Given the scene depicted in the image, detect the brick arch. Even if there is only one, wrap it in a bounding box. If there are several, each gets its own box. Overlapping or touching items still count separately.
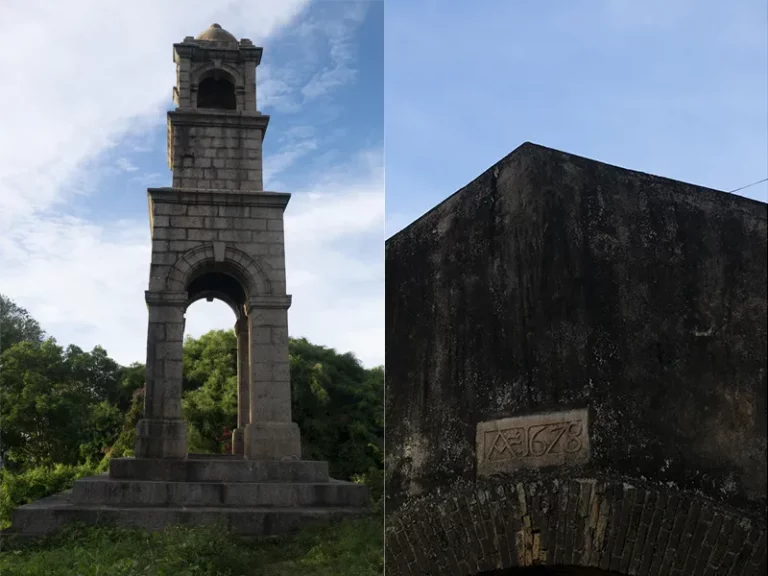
[385,477,766,576]
[165,244,272,296]
[191,61,244,88]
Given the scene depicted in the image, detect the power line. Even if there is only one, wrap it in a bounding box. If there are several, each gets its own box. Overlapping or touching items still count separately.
[728,177,768,194]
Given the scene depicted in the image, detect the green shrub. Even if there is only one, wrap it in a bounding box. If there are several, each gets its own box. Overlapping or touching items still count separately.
[0,463,100,530]
[352,465,384,504]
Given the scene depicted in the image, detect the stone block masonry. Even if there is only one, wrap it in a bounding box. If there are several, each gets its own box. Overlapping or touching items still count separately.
[167,110,268,191]
[147,189,288,296]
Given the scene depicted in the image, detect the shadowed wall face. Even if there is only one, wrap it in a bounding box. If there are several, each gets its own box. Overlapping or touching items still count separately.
[385,143,767,517]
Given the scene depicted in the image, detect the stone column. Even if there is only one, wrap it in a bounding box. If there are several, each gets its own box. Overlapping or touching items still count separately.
[231,316,250,455]
[134,291,187,459]
[244,295,301,460]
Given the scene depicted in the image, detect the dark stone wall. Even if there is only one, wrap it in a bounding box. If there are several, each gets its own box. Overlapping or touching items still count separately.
[385,143,767,521]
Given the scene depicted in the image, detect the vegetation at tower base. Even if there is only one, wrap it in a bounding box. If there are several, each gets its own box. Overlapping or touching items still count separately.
[0,516,384,576]
[0,294,384,531]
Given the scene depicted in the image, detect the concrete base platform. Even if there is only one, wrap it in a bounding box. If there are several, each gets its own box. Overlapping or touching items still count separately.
[109,456,329,482]
[70,475,368,507]
[4,456,369,539]
[7,491,368,538]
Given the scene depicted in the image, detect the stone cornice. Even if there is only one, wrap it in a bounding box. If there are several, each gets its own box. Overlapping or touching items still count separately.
[147,188,291,210]
[247,295,292,312]
[145,291,187,306]
[173,42,262,64]
[168,109,270,133]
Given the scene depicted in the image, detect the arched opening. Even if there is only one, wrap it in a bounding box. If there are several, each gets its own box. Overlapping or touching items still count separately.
[196,69,237,110]
[182,268,249,456]
[479,567,625,575]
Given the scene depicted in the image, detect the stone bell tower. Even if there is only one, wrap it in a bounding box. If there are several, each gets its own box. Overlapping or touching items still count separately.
[5,25,369,539]
[134,23,301,461]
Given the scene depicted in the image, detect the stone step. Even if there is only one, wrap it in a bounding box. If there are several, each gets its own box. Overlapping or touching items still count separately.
[109,457,329,483]
[70,475,369,508]
[9,491,368,537]
[187,453,244,460]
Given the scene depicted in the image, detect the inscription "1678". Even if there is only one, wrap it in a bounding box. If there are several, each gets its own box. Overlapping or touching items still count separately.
[476,409,590,475]
[485,420,584,461]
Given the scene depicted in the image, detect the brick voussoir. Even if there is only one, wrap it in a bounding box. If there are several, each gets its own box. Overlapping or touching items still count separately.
[385,476,764,576]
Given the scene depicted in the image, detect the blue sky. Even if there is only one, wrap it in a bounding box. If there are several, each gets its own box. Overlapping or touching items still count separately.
[0,0,765,369]
[385,0,768,235]
[0,0,384,367]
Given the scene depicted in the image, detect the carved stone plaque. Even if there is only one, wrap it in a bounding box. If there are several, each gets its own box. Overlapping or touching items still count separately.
[476,408,590,476]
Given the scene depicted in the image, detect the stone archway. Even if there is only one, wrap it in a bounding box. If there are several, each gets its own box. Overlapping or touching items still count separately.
[137,242,299,462]
[165,243,272,296]
[385,477,766,576]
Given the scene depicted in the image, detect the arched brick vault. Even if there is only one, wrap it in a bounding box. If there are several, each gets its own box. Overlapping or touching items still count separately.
[164,244,272,296]
[385,476,766,576]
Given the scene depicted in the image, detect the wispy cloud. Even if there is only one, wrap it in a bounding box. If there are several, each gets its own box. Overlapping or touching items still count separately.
[116,158,139,173]
[301,3,368,100]
[263,137,319,187]
[0,0,311,228]
[256,2,368,113]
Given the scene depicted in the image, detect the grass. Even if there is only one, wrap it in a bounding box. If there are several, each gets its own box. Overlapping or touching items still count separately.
[0,511,383,576]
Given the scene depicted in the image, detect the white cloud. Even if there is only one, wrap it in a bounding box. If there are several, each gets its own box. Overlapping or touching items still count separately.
[0,0,311,228]
[263,137,319,187]
[300,3,368,100]
[115,158,139,173]
[0,0,383,368]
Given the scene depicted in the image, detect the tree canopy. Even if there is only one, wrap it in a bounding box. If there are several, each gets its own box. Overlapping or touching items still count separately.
[0,294,383,482]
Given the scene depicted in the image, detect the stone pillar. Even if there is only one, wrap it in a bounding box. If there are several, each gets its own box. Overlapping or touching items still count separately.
[244,295,301,460]
[135,291,187,459]
[231,316,250,455]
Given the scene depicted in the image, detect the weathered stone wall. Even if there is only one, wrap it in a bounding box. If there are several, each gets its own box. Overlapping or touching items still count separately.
[146,189,286,296]
[168,117,265,191]
[385,143,767,574]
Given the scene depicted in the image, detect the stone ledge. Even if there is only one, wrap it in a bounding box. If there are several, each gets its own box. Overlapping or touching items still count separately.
[8,491,367,538]
[70,475,368,508]
[109,457,329,483]
[168,109,270,132]
[148,188,290,209]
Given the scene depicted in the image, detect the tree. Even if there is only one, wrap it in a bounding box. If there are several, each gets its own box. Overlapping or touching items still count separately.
[0,340,92,468]
[182,330,239,453]
[289,338,384,480]
[63,344,122,404]
[177,331,385,479]
[78,401,125,464]
[0,294,44,354]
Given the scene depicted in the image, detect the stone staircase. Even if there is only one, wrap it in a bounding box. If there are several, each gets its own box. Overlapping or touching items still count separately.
[5,455,369,539]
